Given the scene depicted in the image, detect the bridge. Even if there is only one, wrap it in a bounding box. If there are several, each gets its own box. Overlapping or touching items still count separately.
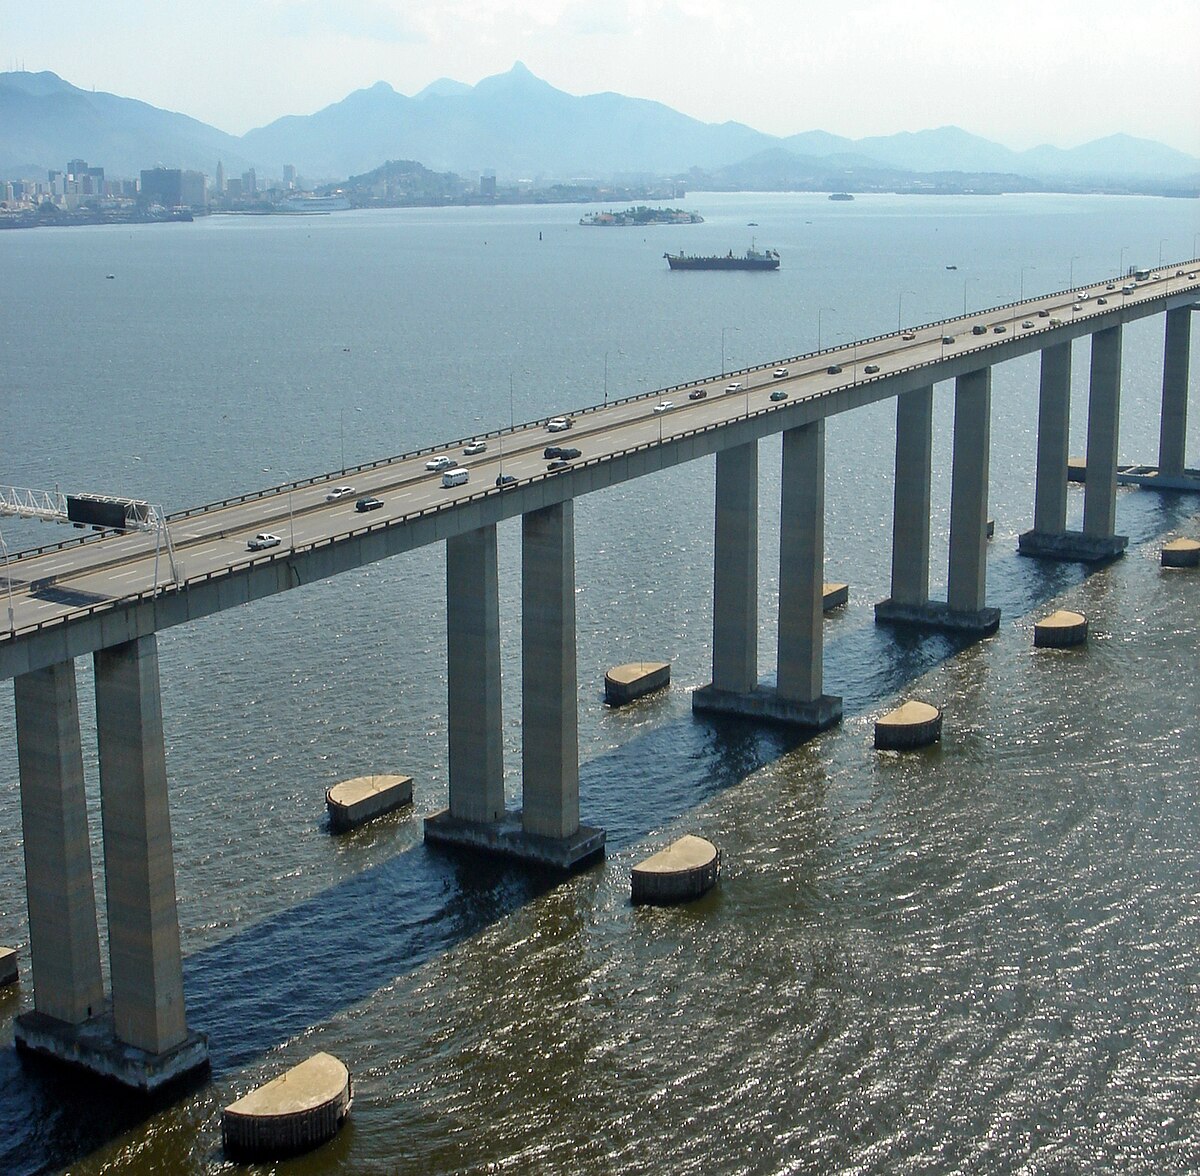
[2,261,1197,1090]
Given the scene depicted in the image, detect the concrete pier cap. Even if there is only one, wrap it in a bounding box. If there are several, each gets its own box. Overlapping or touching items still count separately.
[822,582,849,610]
[1033,610,1088,648]
[631,835,720,904]
[604,660,670,705]
[875,700,942,750]
[326,774,413,832]
[222,1051,352,1160]
[1161,538,1200,568]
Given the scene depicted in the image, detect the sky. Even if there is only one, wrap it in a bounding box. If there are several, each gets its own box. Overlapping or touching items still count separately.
[3,0,1198,156]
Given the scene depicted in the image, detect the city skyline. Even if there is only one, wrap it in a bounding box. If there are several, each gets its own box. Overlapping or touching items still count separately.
[3,0,1199,156]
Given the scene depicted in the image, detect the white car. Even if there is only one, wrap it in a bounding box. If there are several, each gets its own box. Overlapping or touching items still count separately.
[247,533,281,551]
[463,441,488,456]
[425,456,455,471]
[773,368,789,379]
[546,417,573,432]
[325,485,355,501]
[653,401,674,414]
[725,382,742,394]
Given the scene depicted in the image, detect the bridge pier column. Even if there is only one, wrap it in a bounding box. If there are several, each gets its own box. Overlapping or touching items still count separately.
[96,636,207,1084]
[15,638,208,1091]
[695,442,758,699]
[519,502,604,864]
[13,661,104,1026]
[695,428,840,729]
[1080,325,1128,555]
[877,369,999,636]
[426,511,602,870]
[874,385,933,619]
[1018,343,1074,557]
[1156,306,1195,485]
[445,525,504,824]
[1018,327,1128,561]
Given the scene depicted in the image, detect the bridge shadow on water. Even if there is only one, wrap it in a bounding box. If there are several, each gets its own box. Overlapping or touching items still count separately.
[5,489,1195,1173]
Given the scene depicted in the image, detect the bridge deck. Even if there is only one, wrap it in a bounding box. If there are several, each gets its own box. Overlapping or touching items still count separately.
[2,263,1197,679]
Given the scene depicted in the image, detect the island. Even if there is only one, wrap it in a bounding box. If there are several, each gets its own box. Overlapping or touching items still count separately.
[580,205,703,226]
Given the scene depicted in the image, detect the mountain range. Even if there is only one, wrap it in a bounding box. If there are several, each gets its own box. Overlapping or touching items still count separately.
[2,63,1197,191]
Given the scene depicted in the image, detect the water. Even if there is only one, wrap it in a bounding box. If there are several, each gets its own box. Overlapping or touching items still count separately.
[1,193,1199,1174]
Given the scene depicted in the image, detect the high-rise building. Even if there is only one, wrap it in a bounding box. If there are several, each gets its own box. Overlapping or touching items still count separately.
[140,168,208,208]
[283,164,296,189]
[241,168,257,195]
[215,160,226,194]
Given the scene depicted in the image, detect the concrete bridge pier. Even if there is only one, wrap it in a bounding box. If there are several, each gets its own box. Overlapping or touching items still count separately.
[13,661,105,1028]
[444,525,505,824]
[14,637,209,1092]
[1018,343,1074,557]
[1024,327,1128,561]
[877,371,1000,635]
[692,442,759,712]
[426,508,603,870]
[1153,306,1198,488]
[874,385,934,620]
[695,428,841,729]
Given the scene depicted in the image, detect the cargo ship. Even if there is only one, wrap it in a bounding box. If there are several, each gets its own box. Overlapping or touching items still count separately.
[664,245,780,271]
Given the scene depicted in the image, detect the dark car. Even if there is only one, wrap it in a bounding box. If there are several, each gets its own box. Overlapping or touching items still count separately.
[941,335,956,344]
[688,389,708,400]
[495,474,517,488]
[544,446,564,459]
[1097,297,1108,305]
[556,446,581,459]
[769,389,788,401]
[826,364,843,375]
[972,324,988,335]
[355,496,384,512]
[548,459,573,472]
[864,363,880,374]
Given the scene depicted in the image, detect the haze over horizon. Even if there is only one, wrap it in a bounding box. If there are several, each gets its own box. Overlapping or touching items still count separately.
[3,0,1198,156]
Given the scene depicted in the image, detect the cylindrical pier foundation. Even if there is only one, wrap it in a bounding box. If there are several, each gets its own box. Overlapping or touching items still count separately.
[222,1052,352,1160]
[1033,610,1088,648]
[631,835,720,904]
[1161,538,1200,568]
[875,701,942,749]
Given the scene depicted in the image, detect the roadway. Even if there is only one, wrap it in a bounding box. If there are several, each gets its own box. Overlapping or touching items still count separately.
[3,262,1197,640]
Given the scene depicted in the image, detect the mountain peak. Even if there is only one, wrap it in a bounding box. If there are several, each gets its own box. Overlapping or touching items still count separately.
[416,77,471,100]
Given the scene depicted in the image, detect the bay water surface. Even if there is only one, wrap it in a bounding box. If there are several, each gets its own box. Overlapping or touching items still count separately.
[1,192,1199,1174]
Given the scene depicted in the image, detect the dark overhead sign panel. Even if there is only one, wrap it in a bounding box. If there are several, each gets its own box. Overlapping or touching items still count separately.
[66,494,150,530]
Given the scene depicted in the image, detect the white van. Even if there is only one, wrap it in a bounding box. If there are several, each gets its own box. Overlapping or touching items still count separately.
[442,469,469,488]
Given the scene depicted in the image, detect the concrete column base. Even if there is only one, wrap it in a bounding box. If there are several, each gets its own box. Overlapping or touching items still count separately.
[874,599,1001,636]
[424,810,605,871]
[691,683,842,730]
[14,1007,209,1093]
[1017,530,1128,562]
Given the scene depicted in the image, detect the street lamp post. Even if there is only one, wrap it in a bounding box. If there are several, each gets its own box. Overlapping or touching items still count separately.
[898,290,915,332]
[1159,238,1169,266]
[0,526,15,635]
[963,276,977,315]
[1069,255,1080,289]
[603,351,608,405]
[721,326,739,376]
[1119,245,1129,279]
[282,472,295,551]
[1020,265,1036,301]
[818,307,834,351]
